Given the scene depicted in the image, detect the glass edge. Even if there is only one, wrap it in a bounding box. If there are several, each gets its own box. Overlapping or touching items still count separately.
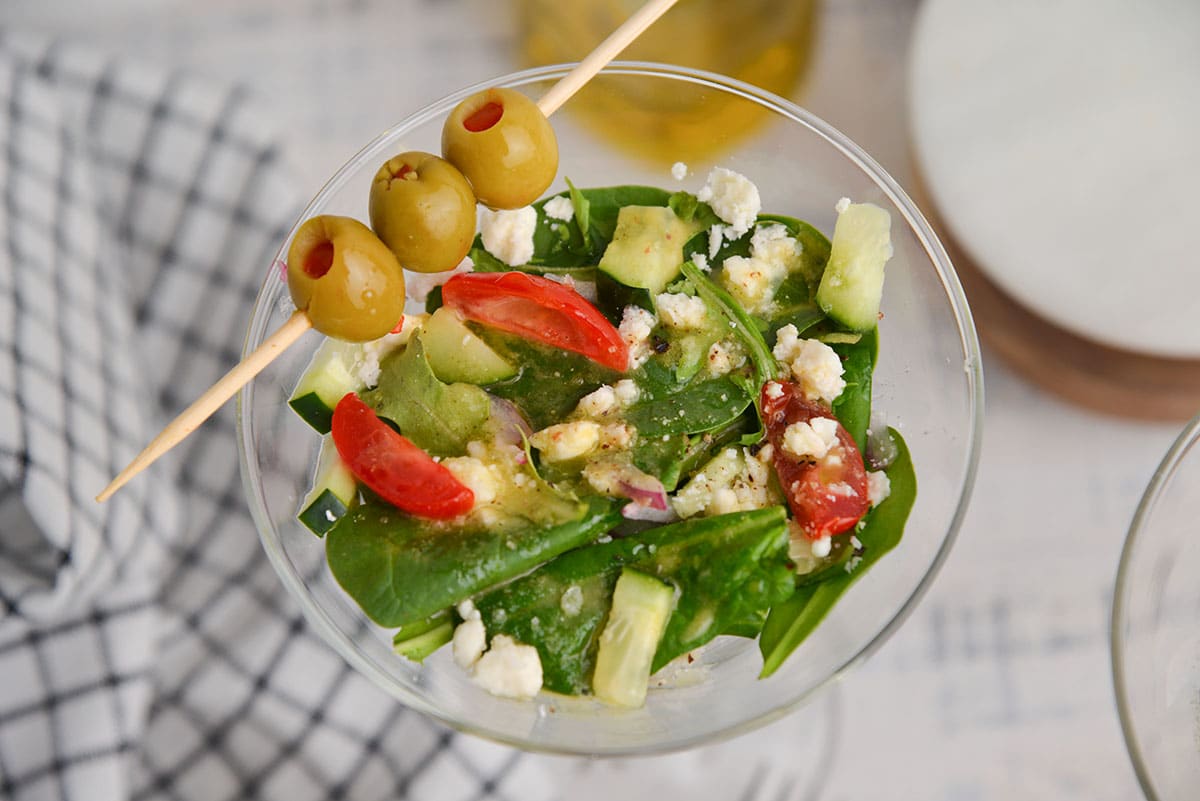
[235,60,988,756]
[1110,410,1200,801]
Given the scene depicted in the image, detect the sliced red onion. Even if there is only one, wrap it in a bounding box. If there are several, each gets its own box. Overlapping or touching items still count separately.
[489,397,532,449]
[617,474,669,511]
[274,259,287,281]
[621,501,678,522]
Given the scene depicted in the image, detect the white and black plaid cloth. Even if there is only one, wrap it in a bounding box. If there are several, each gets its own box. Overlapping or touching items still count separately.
[0,32,564,801]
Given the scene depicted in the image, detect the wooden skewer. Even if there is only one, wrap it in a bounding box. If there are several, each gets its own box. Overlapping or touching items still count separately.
[95,0,679,503]
[95,311,312,502]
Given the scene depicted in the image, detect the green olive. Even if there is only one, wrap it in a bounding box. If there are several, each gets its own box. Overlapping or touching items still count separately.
[441,87,558,210]
[287,215,406,342]
[368,151,477,274]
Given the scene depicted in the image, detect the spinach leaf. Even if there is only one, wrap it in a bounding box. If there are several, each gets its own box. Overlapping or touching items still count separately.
[326,495,621,628]
[362,339,490,456]
[830,326,877,452]
[480,330,622,431]
[668,190,723,228]
[565,177,591,249]
[626,374,752,437]
[475,506,791,694]
[757,428,916,677]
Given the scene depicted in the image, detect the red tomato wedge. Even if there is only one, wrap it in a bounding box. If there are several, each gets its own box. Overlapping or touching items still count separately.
[441,272,629,372]
[761,381,869,540]
[330,393,474,519]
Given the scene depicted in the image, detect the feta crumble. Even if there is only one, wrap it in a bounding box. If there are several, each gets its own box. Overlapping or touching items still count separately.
[613,379,641,406]
[452,618,487,668]
[543,195,575,222]
[618,305,658,369]
[773,324,846,403]
[560,585,584,617]
[697,167,761,238]
[470,635,543,700]
[405,257,473,304]
[705,340,744,376]
[867,470,892,506]
[692,252,710,272]
[479,206,537,266]
[655,292,708,329]
[781,416,839,460]
[718,222,802,313]
[835,196,852,214]
[673,448,777,518]
[577,385,617,417]
[353,314,426,387]
[530,421,602,461]
[810,535,832,559]
[441,456,498,506]
[671,161,688,180]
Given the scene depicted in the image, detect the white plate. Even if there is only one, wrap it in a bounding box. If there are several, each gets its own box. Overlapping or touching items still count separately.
[909,0,1200,358]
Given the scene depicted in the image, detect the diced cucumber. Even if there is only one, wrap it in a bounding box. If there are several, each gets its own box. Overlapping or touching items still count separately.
[393,609,454,662]
[598,205,701,295]
[592,569,675,708]
[297,436,357,536]
[420,307,517,385]
[815,202,892,332]
[289,338,364,433]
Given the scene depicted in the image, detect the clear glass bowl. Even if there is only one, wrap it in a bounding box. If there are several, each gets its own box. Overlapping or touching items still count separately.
[1113,412,1200,799]
[237,62,983,755]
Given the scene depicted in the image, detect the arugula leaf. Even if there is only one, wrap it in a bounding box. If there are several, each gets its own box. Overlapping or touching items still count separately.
[757,428,916,677]
[326,495,621,628]
[565,176,591,249]
[362,338,490,456]
[680,261,778,385]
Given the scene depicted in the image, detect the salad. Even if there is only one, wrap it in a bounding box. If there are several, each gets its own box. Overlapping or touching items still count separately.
[286,163,915,708]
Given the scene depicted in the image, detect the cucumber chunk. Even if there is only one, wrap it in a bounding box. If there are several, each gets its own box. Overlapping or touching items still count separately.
[298,436,357,536]
[593,569,675,708]
[392,609,454,662]
[289,338,364,433]
[598,205,700,295]
[420,307,517,385]
[815,202,892,332]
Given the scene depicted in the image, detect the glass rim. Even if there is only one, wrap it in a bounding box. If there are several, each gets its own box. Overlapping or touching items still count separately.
[1110,409,1200,799]
[236,60,985,754]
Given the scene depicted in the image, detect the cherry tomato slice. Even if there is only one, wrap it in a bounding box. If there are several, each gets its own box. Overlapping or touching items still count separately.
[330,393,473,519]
[441,272,629,372]
[761,381,869,540]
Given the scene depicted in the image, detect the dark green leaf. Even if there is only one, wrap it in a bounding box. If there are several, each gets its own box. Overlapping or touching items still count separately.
[830,327,877,452]
[326,495,621,628]
[758,428,916,677]
[626,375,752,437]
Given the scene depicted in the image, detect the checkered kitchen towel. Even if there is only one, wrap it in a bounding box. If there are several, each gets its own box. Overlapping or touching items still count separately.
[0,32,560,801]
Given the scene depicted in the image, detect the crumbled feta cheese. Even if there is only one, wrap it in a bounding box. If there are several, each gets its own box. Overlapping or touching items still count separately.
[781,417,839,460]
[655,292,708,329]
[441,456,497,506]
[718,224,800,313]
[560,585,584,617]
[479,206,538,266]
[672,447,777,518]
[810,535,832,558]
[705,340,744,376]
[457,599,480,621]
[599,423,634,450]
[530,421,602,461]
[756,443,775,463]
[618,305,658,368]
[850,534,863,550]
[405,257,473,304]
[453,618,487,668]
[543,195,574,222]
[835,196,852,214]
[867,470,892,506]
[577,385,617,417]
[708,224,724,259]
[697,167,761,238]
[764,381,785,400]
[671,161,688,180]
[613,379,641,406]
[773,324,846,403]
[470,635,543,700]
[692,252,710,272]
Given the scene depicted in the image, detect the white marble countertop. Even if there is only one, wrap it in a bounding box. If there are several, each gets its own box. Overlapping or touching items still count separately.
[5,0,1182,797]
